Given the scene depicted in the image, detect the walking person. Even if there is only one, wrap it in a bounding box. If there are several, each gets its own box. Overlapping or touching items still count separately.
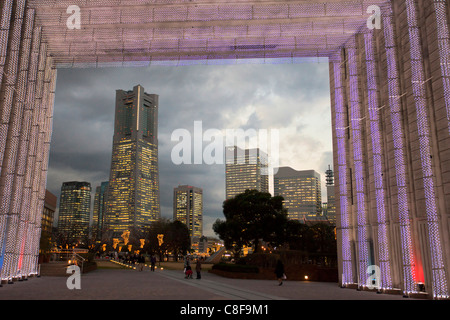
[150,255,156,272]
[184,256,193,279]
[274,260,285,286]
[138,253,145,271]
[196,258,202,279]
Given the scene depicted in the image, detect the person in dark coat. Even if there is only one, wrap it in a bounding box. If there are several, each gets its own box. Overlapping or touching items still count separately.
[138,254,145,271]
[150,255,156,271]
[274,260,285,286]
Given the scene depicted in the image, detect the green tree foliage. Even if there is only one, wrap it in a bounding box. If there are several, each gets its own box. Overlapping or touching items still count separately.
[166,220,191,260]
[213,189,289,255]
[308,223,337,254]
[213,190,337,259]
[284,219,312,251]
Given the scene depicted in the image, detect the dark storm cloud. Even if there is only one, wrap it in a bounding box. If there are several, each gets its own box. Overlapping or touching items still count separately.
[48,61,332,236]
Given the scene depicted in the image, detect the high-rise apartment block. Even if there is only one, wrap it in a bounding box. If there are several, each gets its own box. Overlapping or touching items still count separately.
[225,146,269,199]
[57,182,91,242]
[173,185,203,240]
[105,85,160,235]
[273,167,322,221]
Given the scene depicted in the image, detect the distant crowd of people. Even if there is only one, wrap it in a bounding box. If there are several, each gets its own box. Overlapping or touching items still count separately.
[116,252,158,271]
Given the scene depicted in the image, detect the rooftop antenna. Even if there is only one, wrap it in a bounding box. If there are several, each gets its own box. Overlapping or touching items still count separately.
[326,165,334,186]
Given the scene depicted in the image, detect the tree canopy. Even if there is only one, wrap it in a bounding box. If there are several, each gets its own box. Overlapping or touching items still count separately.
[213,189,289,255]
[144,219,191,261]
[213,189,337,258]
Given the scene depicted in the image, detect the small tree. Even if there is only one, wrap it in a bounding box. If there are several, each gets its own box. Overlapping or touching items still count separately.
[143,219,191,261]
[145,219,170,260]
[166,220,191,261]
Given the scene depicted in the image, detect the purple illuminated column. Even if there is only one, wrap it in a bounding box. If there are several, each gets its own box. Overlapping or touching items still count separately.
[0,0,14,282]
[0,2,13,107]
[332,57,353,286]
[0,0,27,282]
[26,53,56,277]
[381,2,417,295]
[17,25,40,278]
[0,0,52,281]
[347,43,370,287]
[433,0,450,135]
[405,0,449,299]
[363,31,393,289]
[7,7,36,279]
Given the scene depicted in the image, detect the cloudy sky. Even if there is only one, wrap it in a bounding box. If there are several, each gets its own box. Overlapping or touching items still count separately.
[47,59,333,237]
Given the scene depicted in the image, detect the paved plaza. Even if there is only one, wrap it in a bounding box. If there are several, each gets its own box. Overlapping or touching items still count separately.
[0,262,412,301]
[0,261,432,318]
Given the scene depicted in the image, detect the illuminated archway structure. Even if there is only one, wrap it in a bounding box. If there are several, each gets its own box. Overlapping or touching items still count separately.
[0,0,450,299]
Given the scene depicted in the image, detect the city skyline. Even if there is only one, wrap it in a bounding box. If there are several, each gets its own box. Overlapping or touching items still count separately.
[47,61,333,237]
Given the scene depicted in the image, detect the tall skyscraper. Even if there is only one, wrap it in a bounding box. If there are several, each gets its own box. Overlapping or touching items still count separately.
[173,185,203,240]
[105,85,160,235]
[273,167,322,221]
[57,182,91,243]
[225,146,269,199]
[93,181,109,239]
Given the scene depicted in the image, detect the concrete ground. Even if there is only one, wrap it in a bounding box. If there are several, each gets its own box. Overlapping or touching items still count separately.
[0,261,430,318]
[0,261,413,301]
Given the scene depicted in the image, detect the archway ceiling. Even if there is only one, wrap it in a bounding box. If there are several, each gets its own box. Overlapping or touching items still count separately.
[27,0,391,67]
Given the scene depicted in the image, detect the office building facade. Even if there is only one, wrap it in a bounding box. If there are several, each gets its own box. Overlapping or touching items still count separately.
[40,190,57,250]
[173,185,203,240]
[273,167,322,221]
[42,190,57,237]
[225,146,269,199]
[326,185,336,225]
[105,85,161,235]
[57,182,91,243]
[92,181,109,240]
